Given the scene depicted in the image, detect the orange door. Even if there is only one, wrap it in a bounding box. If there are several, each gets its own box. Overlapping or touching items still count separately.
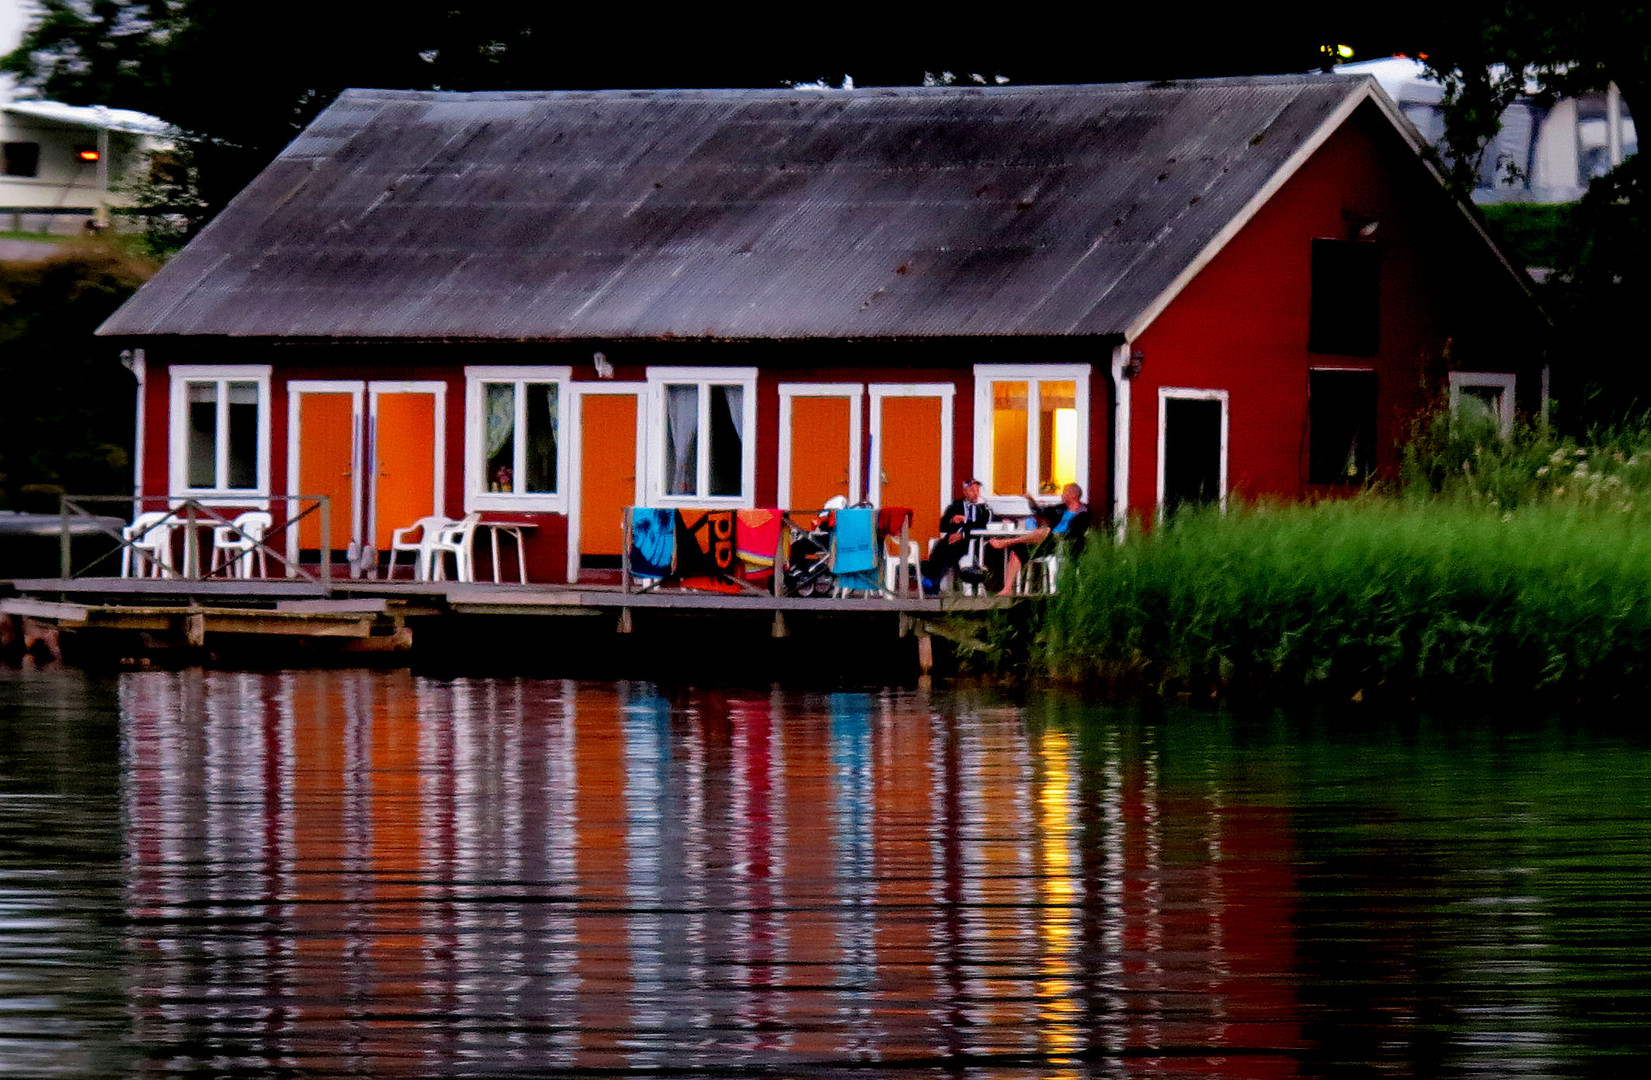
[579,392,639,566]
[295,392,357,550]
[787,396,854,511]
[372,392,439,550]
[878,396,944,550]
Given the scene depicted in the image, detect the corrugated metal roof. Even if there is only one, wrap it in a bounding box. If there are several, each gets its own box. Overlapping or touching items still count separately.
[100,76,1376,341]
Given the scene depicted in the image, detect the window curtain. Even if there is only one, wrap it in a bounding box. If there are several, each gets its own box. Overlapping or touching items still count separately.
[666,385,699,494]
[484,384,515,460]
[709,385,744,497]
[721,385,743,444]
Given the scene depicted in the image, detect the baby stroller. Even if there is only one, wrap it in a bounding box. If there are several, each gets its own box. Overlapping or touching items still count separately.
[782,496,845,597]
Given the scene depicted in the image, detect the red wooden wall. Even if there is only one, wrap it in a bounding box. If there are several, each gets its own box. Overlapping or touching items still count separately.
[1127,101,1537,517]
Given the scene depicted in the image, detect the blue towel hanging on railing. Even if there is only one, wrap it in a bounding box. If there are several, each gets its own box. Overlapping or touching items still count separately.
[628,508,675,579]
[831,507,880,591]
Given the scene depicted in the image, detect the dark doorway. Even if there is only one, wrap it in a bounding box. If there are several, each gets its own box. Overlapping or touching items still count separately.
[1162,395,1224,514]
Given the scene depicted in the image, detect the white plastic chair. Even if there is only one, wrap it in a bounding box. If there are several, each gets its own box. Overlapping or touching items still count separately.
[430,512,481,583]
[883,534,922,593]
[121,511,176,578]
[1021,551,1060,594]
[210,511,272,578]
[386,515,449,580]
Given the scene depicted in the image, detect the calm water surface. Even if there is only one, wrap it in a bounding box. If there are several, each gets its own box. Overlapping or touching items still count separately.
[0,667,1647,1078]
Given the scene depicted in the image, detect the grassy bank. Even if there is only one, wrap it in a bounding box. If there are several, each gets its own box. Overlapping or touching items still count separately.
[1030,501,1651,700]
[1005,421,1651,701]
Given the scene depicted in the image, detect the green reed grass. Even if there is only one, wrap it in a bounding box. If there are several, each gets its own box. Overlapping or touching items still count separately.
[1035,500,1651,699]
[1019,413,1651,699]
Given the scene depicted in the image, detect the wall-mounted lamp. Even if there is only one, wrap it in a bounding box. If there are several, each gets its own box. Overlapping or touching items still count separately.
[1343,209,1380,238]
[593,350,614,379]
[1122,351,1145,379]
[75,146,101,163]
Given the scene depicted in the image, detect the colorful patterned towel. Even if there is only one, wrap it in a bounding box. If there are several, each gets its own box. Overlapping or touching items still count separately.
[675,510,735,578]
[627,508,674,579]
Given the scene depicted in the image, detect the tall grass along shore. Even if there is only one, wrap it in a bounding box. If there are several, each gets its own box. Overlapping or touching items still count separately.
[1014,418,1651,702]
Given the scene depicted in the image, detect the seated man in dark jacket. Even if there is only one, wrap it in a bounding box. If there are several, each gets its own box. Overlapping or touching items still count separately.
[987,483,1089,595]
[920,478,992,593]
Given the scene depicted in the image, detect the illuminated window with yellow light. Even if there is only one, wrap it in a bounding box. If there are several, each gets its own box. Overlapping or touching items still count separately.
[973,365,1090,505]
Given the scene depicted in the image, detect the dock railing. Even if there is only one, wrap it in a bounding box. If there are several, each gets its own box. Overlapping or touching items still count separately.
[57,494,334,589]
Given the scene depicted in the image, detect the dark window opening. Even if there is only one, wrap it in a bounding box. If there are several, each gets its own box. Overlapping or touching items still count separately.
[3,142,40,178]
[1309,237,1379,355]
[1309,369,1377,484]
[1162,397,1223,515]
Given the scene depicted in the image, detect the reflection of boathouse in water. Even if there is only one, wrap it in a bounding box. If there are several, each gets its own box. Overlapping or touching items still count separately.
[99,75,1540,585]
[118,673,1302,1073]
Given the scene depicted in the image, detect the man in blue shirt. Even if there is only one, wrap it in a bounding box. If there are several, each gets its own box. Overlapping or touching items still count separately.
[987,483,1089,595]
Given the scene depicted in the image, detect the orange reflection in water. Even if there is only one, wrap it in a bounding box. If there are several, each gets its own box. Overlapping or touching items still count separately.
[120,673,1304,1078]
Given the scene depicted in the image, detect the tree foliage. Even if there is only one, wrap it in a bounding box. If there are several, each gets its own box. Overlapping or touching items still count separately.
[1416,4,1650,198]
[0,243,156,508]
[1409,5,1651,422]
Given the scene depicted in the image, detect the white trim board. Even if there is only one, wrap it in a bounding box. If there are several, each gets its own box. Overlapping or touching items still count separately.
[1109,342,1132,538]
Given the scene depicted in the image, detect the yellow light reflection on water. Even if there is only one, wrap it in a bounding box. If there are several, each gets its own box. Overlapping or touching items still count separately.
[1037,728,1081,1073]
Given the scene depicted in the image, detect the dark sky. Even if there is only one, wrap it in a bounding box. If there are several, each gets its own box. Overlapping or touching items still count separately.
[544,14,1415,91]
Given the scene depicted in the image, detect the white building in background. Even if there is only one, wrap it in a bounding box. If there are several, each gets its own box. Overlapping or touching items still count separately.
[1337,56,1637,204]
[0,0,172,233]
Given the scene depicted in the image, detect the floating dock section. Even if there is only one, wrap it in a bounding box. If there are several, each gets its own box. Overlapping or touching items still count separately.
[0,578,1007,678]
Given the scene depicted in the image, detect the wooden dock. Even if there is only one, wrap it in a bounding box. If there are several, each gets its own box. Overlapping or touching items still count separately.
[0,577,1011,675]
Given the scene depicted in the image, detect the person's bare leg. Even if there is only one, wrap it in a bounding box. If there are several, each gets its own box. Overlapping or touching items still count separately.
[999,552,1021,596]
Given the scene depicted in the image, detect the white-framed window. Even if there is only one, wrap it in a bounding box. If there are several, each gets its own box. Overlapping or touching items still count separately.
[168,365,271,498]
[1448,371,1516,438]
[463,366,571,512]
[1157,387,1229,514]
[973,364,1090,512]
[646,367,757,505]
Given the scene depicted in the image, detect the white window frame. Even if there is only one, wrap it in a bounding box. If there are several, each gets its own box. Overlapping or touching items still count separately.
[463,366,572,513]
[645,367,758,506]
[972,363,1091,515]
[168,364,272,502]
[1448,371,1516,439]
[777,383,864,508]
[1156,387,1230,513]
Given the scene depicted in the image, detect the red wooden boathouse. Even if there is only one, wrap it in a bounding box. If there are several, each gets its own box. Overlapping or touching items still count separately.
[98,75,1541,584]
